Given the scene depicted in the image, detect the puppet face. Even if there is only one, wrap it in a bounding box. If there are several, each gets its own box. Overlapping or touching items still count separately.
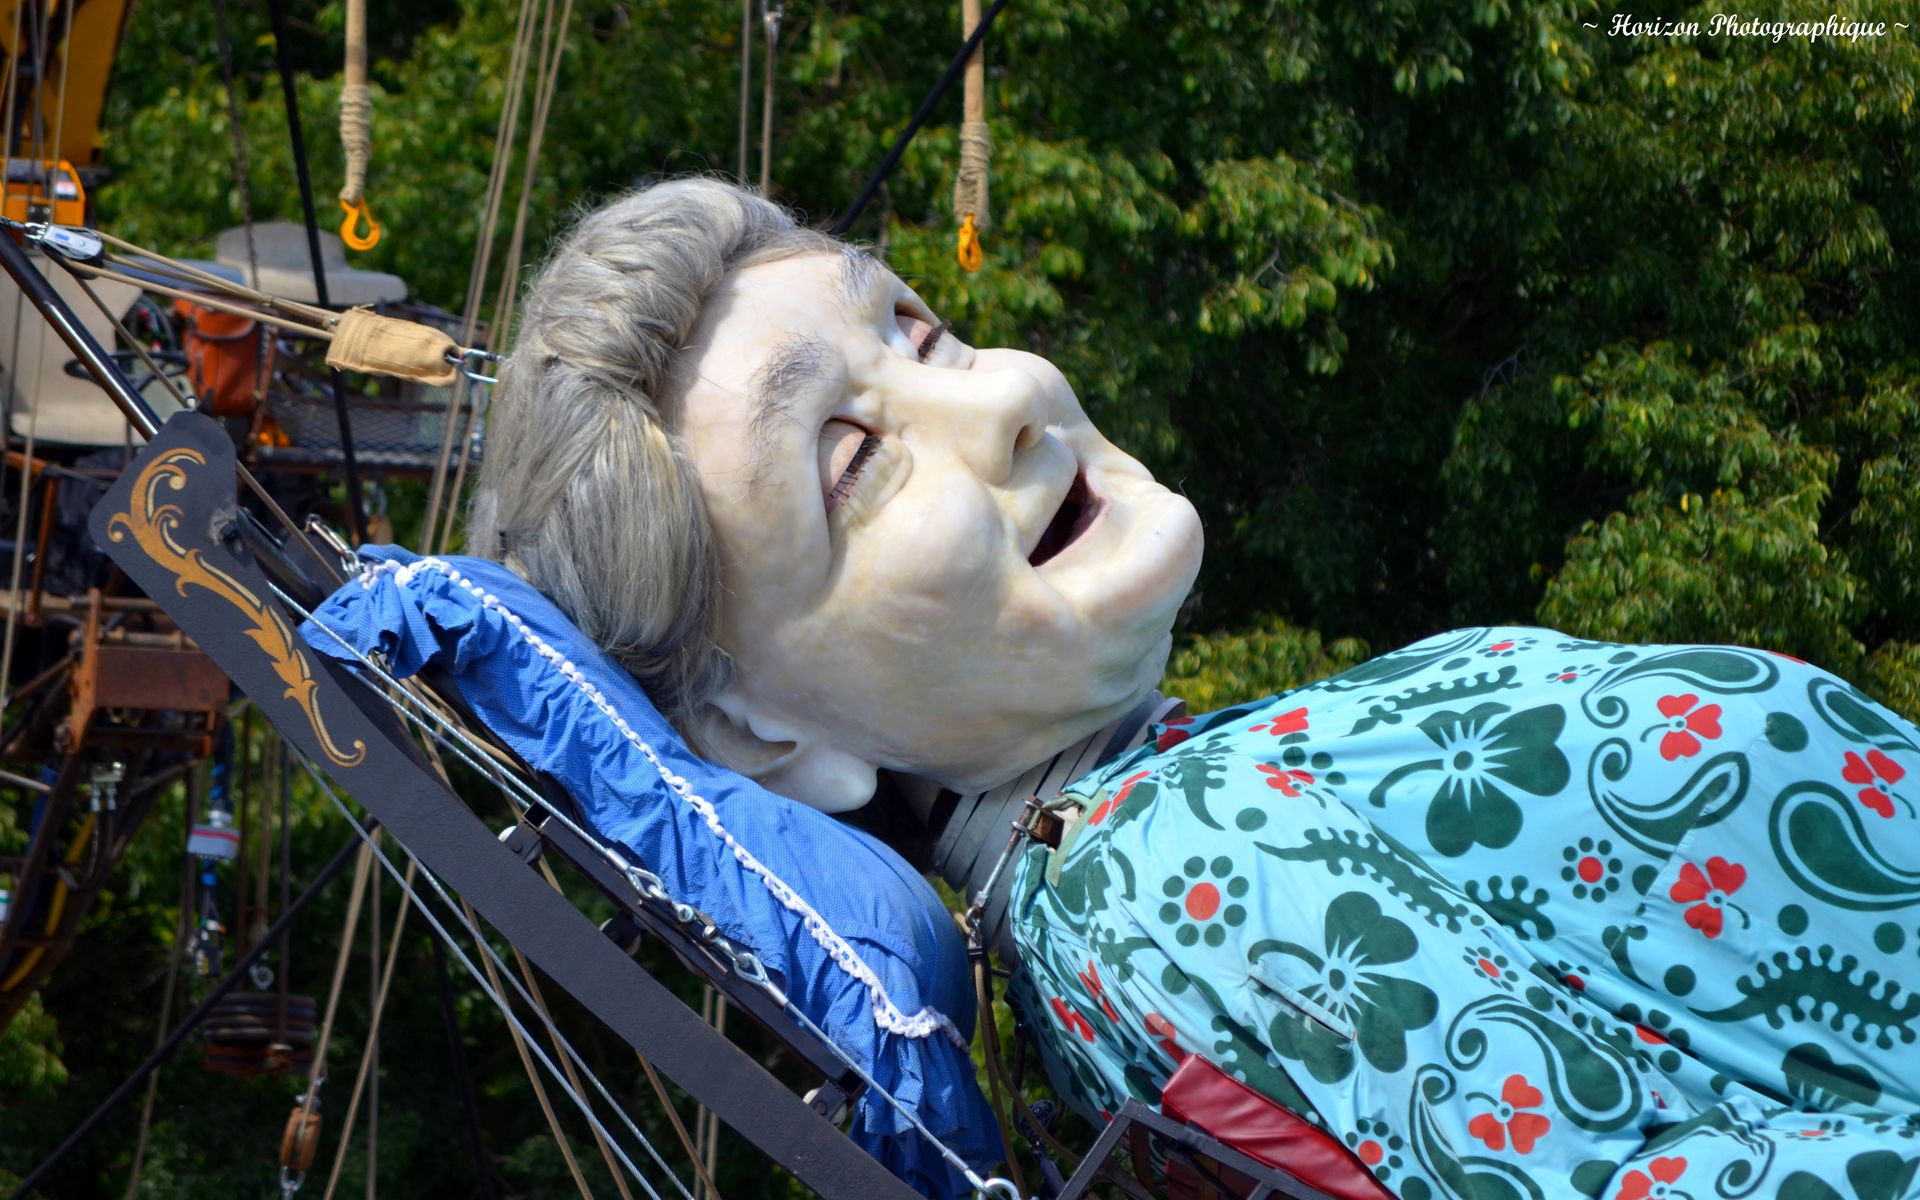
[672,252,1203,811]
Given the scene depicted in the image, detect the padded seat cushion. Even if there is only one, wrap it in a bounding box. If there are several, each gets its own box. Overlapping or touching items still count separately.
[1160,1055,1395,1200]
[299,547,999,1198]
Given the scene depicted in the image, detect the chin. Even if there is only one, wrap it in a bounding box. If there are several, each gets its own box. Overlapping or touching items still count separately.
[1075,487,1204,641]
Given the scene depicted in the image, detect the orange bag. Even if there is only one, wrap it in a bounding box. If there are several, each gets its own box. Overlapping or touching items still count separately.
[174,298,266,416]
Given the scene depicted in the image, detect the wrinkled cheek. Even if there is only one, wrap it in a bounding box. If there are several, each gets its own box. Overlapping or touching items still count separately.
[847,562,1010,675]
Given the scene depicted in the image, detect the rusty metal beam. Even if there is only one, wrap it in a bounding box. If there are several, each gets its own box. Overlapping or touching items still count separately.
[91,645,230,713]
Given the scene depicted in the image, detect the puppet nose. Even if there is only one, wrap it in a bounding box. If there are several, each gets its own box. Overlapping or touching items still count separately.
[935,365,1050,484]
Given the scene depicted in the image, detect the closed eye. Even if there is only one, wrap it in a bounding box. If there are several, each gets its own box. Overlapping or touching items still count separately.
[820,419,878,513]
[896,309,951,362]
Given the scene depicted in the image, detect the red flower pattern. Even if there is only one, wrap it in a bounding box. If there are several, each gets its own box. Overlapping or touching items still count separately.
[1651,694,1723,761]
[1143,1012,1188,1062]
[1088,770,1152,826]
[1049,996,1095,1043]
[1250,707,1309,737]
[1841,749,1909,819]
[1466,1074,1551,1154]
[1077,961,1121,1023]
[1256,762,1316,797]
[1668,856,1747,938]
[1615,1155,1688,1200]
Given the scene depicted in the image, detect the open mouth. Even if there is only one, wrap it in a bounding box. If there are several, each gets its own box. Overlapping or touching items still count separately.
[1029,471,1100,567]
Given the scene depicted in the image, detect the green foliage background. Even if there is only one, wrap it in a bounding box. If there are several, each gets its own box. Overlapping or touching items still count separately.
[3,0,1916,1194]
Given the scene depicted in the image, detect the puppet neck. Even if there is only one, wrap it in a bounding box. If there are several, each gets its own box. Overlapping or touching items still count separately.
[900,691,1185,956]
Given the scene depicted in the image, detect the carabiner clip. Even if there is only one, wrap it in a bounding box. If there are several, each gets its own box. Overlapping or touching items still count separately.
[957,212,983,273]
[339,197,381,251]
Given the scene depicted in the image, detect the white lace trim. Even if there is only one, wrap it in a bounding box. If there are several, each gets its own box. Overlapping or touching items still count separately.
[354,556,969,1050]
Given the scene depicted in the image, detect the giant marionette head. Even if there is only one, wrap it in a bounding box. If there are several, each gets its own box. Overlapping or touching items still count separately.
[471,180,1203,813]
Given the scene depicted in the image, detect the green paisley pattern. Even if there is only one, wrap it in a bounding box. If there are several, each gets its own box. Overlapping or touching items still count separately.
[1005,628,1920,1199]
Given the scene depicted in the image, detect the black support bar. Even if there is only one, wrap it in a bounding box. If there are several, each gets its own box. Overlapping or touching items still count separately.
[87,413,921,1200]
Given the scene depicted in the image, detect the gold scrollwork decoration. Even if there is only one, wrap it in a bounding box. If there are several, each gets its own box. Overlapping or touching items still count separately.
[106,448,366,768]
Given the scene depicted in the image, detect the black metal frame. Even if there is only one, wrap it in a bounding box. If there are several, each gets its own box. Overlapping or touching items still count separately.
[85,411,916,1200]
[2,223,1351,1200]
[0,233,908,1197]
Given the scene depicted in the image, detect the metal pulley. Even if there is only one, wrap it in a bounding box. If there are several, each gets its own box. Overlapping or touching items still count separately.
[280,1101,323,1197]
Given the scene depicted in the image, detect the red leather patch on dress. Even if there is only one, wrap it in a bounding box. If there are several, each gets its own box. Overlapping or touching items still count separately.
[1158,1056,1396,1200]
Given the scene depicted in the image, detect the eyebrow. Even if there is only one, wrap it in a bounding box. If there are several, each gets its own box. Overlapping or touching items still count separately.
[744,332,831,487]
[833,247,881,317]
[738,251,886,487]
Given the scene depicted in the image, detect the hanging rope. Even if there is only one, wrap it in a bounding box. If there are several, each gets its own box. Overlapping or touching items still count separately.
[436,0,573,555]
[534,852,649,1198]
[422,0,543,554]
[512,939,636,1200]
[828,0,1013,237]
[211,0,262,292]
[45,0,75,195]
[265,0,366,547]
[460,894,597,1199]
[758,2,782,192]
[953,0,990,272]
[0,0,73,713]
[364,823,380,1198]
[736,0,751,182]
[122,842,195,1200]
[633,1050,722,1200]
[694,989,728,1199]
[280,836,380,1196]
[337,0,378,250]
[318,859,416,1200]
[970,961,1028,1200]
[291,762,682,1200]
[0,0,26,227]
[7,837,367,1200]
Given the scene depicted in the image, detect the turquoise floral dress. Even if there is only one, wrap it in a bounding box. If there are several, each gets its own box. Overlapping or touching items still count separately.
[1006,628,1920,1200]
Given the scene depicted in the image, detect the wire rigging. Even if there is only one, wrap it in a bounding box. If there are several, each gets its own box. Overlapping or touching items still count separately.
[437,0,574,556]
[5,836,368,1200]
[264,0,367,547]
[290,750,677,1200]
[210,0,262,292]
[0,3,1063,1188]
[285,582,1022,1200]
[422,0,542,555]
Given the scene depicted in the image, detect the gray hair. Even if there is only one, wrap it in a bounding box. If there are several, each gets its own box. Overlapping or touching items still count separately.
[468,178,839,720]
